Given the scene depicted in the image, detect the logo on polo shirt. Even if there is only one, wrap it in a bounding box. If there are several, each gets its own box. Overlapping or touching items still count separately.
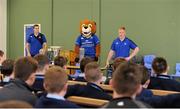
[116,42,119,45]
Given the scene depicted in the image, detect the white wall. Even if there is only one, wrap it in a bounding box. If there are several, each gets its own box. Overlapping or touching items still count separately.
[0,0,7,56]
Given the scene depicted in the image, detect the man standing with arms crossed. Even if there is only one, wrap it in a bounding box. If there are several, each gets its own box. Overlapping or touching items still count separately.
[106,26,139,67]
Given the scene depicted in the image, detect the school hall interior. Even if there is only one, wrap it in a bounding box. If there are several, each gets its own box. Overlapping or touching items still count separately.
[0,0,180,108]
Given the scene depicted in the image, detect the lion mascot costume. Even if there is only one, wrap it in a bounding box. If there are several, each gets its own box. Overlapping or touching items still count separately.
[74,19,100,62]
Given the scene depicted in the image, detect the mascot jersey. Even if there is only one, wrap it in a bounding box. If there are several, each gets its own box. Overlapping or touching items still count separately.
[75,34,100,58]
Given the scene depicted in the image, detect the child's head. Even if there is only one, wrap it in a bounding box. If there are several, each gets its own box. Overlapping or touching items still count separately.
[111,62,142,97]
[112,57,127,71]
[152,57,168,75]
[54,56,68,68]
[84,62,102,83]
[80,57,93,73]
[44,66,68,95]
[34,54,50,72]
[1,59,15,77]
[14,57,38,86]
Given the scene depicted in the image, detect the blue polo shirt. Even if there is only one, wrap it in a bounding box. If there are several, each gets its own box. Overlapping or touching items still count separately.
[111,37,137,58]
[27,33,47,56]
[75,34,100,58]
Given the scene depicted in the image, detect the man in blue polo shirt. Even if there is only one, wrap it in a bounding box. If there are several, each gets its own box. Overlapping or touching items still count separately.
[106,26,139,67]
[26,24,47,57]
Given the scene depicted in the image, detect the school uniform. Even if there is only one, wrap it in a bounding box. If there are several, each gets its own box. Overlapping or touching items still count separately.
[0,76,12,86]
[35,93,79,108]
[103,97,150,108]
[148,74,180,92]
[32,74,44,92]
[138,94,180,108]
[65,82,112,100]
[0,79,37,106]
[74,73,87,82]
[32,74,73,92]
[137,88,154,98]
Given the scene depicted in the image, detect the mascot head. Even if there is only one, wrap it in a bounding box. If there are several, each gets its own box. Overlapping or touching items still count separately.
[80,19,96,38]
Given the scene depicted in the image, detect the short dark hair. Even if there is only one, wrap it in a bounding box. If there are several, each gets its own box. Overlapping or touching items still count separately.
[112,62,142,95]
[119,26,126,31]
[152,57,167,75]
[138,65,150,85]
[1,59,15,76]
[85,62,101,82]
[0,50,4,57]
[44,66,68,93]
[112,58,127,71]
[54,56,68,67]
[34,54,49,71]
[14,57,38,81]
[80,57,93,72]
[33,24,39,29]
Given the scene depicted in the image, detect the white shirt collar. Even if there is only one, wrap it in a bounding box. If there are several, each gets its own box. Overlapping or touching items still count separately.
[78,73,85,77]
[36,72,45,75]
[46,93,65,100]
[3,76,11,82]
